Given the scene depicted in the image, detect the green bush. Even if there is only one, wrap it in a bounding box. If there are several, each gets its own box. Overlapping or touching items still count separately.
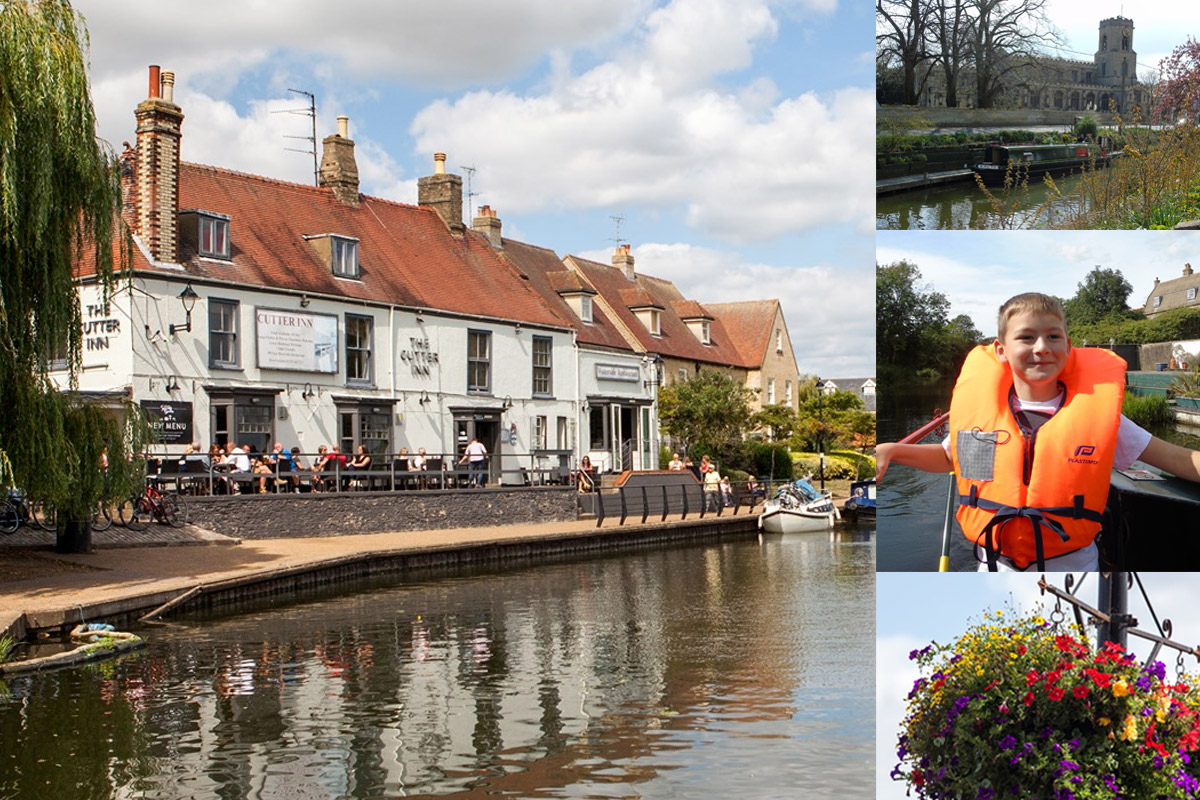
[1074,113,1099,139]
[791,453,859,481]
[742,441,794,480]
[831,450,878,480]
[1122,391,1175,427]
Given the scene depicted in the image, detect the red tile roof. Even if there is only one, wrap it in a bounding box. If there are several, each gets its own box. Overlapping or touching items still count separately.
[565,255,754,367]
[119,162,570,329]
[495,238,634,351]
[704,300,782,367]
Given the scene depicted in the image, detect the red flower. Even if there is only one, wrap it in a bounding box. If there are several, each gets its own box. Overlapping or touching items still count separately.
[984,679,1000,692]
[913,769,925,787]
[1055,635,1076,652]
[1049,686,1066,701]
[1045,670,1063,687]
[1026,669,1040,686]
[1074,685,1091,699]
[1089,670,1111,688]
[1024,691,1035,706]
[1017,644,1027,655]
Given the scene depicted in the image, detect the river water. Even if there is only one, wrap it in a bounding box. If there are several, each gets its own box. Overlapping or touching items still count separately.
[876,171,1088,230]
[0,529,875,799]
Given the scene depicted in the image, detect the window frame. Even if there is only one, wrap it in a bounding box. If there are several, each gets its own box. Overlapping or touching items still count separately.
[649,309,661,337]
[331,236,360,279]
[198,213,231,259]
[1189,288,1197,302]
[1154,295,1163,307]
[532,335,553,397]
[580,295,594,324]
[467,329,492,394]
[767,377,776,405]
[209,298,240,369]
[345,313,374,386]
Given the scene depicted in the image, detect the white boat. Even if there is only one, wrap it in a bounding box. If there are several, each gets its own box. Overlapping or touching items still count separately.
[758,479,839,533]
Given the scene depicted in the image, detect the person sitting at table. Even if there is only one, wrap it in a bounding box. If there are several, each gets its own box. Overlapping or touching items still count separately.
[310,445,330,492]
[577,455,596,493]
[252,451,274,493]
[347,445,372,489]
[409,446,428,488]
[668,452,684,471]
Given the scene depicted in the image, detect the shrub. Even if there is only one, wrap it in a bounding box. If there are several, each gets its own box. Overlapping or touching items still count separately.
[832,450,877,480]
[1123,391,1175,427]
[1074,113,1099,139]
[791,453,858,480]
[742,442,794,480]
[895,610,1200,800]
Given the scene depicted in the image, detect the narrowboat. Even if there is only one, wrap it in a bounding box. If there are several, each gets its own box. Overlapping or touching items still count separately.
[972,142,1110,185]
[843,478,876,519]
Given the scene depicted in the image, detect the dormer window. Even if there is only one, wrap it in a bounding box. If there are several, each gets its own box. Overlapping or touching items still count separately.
[332,237,359,278]
[700,320,711,344]
[1154,295,1163,307]
[580,295,594,324]
[305,234,360,279]
[649,309,661,337]
[1189,288,1197,301]
[179,210,231,259]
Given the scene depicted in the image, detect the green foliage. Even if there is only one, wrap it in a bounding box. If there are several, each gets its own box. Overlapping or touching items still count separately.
[1122,392,1175,427]
[1071,307,1200,346]
[791,453,859,481]
[0,1,147,528]
[878,261,982,377]
[831,450,877,480]
[752,403,798,442]
[658,369,756,456]
[0,634,13,664]
[1169,368,1200,400]
[1062,267,1135,327]
[1074,113,1099,139]
[739,441,794,481]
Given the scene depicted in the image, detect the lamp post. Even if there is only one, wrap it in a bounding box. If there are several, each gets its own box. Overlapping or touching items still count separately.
[169,283,199,335]
[815,376,825,492]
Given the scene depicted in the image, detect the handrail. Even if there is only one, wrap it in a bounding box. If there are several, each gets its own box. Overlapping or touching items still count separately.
[898,411,949,445]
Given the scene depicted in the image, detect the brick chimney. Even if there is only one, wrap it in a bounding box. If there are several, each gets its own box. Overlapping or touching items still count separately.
[472,204,502,248]
[612,243,635,280]
[134,65,184,263]
[1186,263,1194,277]
[417,153,464,234]
[319,115,359,206]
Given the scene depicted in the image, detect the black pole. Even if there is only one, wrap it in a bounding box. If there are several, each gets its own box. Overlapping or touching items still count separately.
[1098,572,1131,650]
[816,378,825,492]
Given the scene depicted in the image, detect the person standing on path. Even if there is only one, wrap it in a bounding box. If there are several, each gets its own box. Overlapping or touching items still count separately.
[460,437,488,487]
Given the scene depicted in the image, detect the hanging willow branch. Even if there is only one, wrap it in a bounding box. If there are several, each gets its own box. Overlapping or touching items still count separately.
[0,0,145,524]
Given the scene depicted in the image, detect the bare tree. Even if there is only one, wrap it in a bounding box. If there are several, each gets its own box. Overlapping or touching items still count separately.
[967,0,1063,109]
[877,0,933,105]
[928,0,970,107]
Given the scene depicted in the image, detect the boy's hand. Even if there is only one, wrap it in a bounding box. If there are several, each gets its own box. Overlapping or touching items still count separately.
[876,443,896,482]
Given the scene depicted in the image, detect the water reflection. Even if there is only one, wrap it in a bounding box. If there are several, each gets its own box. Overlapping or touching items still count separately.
[876,172,1089,230]
[0,532,873,799]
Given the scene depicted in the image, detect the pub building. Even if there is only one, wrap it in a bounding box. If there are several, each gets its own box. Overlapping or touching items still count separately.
[60,67,800,482]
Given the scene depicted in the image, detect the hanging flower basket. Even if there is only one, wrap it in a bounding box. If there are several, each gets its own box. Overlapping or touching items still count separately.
[893,610,1200,799]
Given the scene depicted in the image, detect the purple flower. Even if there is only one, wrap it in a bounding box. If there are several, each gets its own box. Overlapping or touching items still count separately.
[1067,737,1080,751]
[907,678,925,700]
[1060,760,1080,771]
[978,787,994,800]
[1144,660,1167,680]
[999,735,1017,751]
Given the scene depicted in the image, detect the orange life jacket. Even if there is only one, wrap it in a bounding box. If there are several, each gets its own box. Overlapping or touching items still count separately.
[949,345,1125,570]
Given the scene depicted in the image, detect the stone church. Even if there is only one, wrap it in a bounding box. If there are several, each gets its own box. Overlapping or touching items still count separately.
[925,16,1149,114]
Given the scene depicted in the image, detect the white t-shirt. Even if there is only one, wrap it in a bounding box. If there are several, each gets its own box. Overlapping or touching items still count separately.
[941,393,1152,571]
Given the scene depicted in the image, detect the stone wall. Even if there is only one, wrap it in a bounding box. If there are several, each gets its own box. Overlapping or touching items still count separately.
[878,106,1118,130]
[187,486,578,540]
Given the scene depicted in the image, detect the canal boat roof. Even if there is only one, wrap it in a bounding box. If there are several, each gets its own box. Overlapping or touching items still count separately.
[989,143,1097,163]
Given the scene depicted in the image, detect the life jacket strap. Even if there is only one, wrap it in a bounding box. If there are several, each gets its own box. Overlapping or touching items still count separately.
[960,494,1098,571]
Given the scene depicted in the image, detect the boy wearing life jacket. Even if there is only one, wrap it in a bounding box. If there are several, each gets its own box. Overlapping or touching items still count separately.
[877,292,1200,572]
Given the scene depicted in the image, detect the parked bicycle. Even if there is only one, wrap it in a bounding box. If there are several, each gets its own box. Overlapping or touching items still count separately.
[118,483,188,530]
[0,489,56,535]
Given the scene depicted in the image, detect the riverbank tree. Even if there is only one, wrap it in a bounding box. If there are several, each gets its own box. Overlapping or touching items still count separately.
[1155,37,1200,125]
[1062,266,1138,328]
[878,261,983,378]
[1,0,145,552]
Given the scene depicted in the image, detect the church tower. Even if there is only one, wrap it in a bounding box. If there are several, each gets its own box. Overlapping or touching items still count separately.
[1095,16,1135,89]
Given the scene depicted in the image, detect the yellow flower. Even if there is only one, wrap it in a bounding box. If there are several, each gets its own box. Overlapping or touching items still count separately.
[1098,717,1111,727]
[1112,679,1129,697]
[1122,714,1138,741]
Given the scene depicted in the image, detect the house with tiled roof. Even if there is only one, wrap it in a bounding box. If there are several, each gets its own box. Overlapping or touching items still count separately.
[472,212,657,472]
[1144,264,1200,318]
[820,378,877,414]
[704,300,802,413]
[63,66,579,483]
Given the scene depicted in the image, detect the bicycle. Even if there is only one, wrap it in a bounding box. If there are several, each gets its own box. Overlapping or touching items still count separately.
[118,483,188,530]
[0,489,56,535]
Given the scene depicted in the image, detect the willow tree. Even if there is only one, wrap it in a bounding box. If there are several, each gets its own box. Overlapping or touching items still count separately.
[1,0,144,552]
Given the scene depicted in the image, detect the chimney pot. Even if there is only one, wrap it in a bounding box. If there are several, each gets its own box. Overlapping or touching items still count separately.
[418,154,464,233]
[148,65,161,99]
[319,122,359,206]
[472,205,502,247]
[337,115,349,139]
[1186,263,1194,277]
[434,153,446,174]
[161,71,175,104]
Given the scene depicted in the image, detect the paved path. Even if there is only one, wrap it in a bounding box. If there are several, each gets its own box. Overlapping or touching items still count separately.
[0,514,752,637]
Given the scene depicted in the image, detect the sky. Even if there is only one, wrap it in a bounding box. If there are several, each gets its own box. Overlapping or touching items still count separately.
[71,0,876,379]
[876,230,1199,339]
[877,572,1200,800]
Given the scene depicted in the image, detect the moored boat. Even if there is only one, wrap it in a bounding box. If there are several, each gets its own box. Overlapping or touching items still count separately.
[972,142,1111,185]
[843,478,876,518]
[758,478,838,533]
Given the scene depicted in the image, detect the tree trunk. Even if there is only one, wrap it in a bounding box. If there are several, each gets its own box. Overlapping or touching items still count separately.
[56,515,92,554]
